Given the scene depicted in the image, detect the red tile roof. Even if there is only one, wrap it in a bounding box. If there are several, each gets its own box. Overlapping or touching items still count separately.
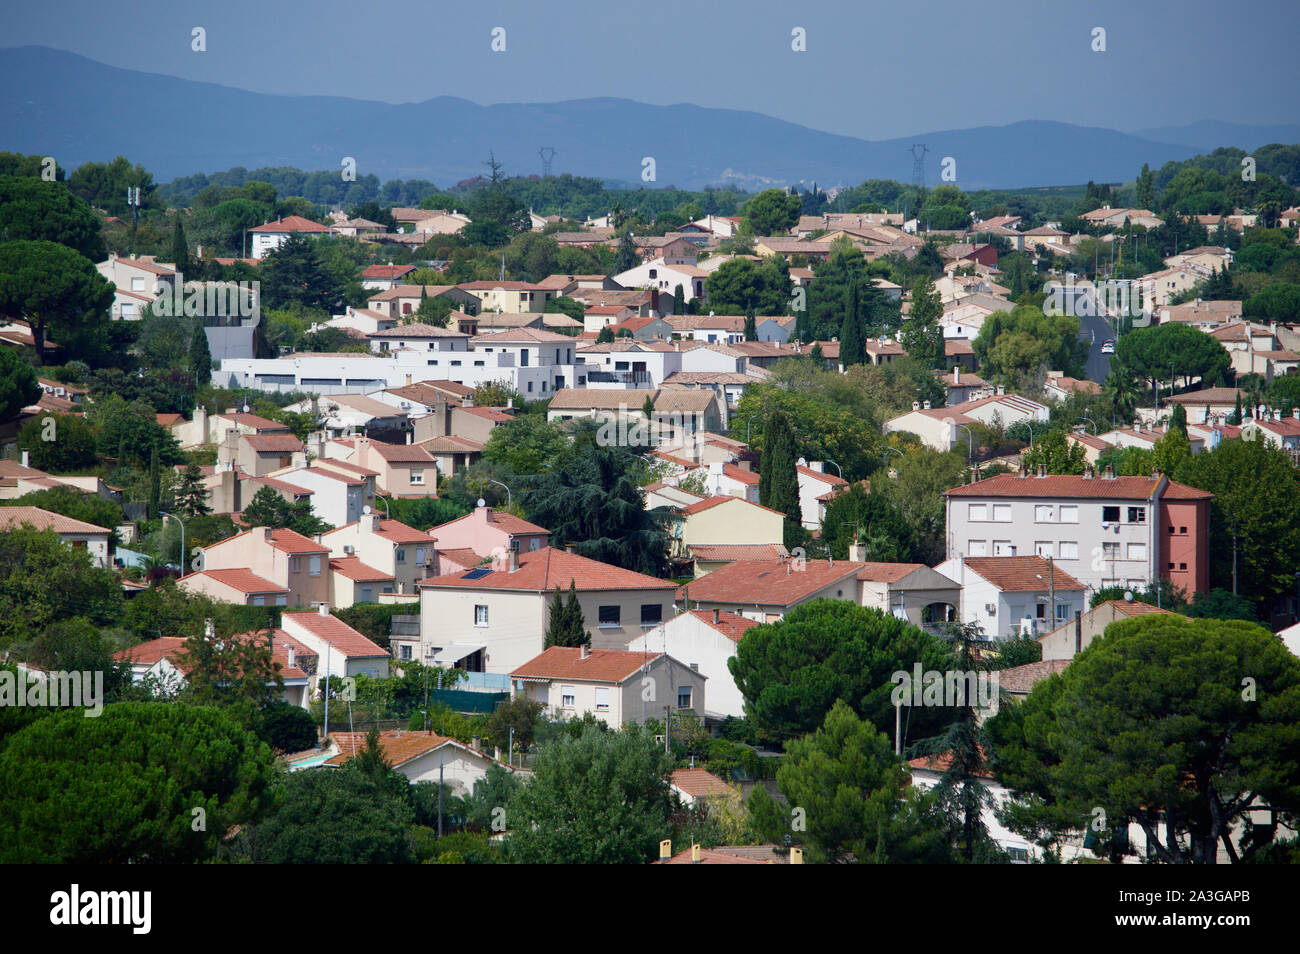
[323,730,467,768]
[0,506,110,535]
[281,611,388,658]
[945,473,1211,501]
[670,767,737,798]
[418,546,672,592]
[687,609,760,642]
[855,562,927,583]
[354,439,434,463]
[510,646,662,683]
[249,215,331,234]
[961,556,1086,592]
[180,568,289,594]
[680,559,864,608]
[362,264,416,279]
[688,544,788,563]
[429,508,549,538]
[244,433,304,453]
[679,495,781,517]
[328,557,395,582]
[216,412,289,431]
[459,406,516,422]
[997,659,1071,694]
[796,465,847,486]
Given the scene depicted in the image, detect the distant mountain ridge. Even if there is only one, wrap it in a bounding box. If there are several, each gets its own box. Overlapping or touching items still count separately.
[2,46,1295,192]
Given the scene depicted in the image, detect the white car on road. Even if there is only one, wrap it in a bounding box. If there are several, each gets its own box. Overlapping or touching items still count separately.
[1101,339,1115,355]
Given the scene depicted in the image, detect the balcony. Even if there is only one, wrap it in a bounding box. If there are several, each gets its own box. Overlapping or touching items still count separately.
[586,370,653,385]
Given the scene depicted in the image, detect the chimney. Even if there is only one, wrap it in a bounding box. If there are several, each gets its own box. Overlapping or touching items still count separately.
[319,603,329,617]
[660,839,672,861]
[508,548,519,572]
[470,736,482,752]
[953,367,960,385]
[263,527,273,541]
[922,400,931,410]
[1103,465,1115,480]
[286,646,295,668]
[849,539,867,562]
[912,401,921,411]
[579,644,590,660]
[996,385,1005,396]
[712,608,720,625]
[20,450,28,468]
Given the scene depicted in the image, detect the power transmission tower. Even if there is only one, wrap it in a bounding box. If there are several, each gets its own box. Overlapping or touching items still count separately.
[539,146,556,177]
[910,144,928,190]
[909,144,928,224]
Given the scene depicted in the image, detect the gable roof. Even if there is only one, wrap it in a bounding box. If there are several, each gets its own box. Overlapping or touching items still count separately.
[680,558,864,608]
[323,730,488,769]
[960,556,1086,592]
[510,646,662,683]
[180,568,289,594]
[248,215,331,234]
[417,546,672,592]
[281,611,388,658]
[670,767,737,798]
[0,506,111,535]
[686,608,761,642]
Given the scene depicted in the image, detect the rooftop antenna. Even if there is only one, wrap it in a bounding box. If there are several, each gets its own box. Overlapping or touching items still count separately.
[539,146,556,177]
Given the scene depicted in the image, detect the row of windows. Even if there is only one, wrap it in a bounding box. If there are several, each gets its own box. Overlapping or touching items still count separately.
[557,685,692,710]
[967,540,1149,561]
[968,503,1147,524]
[473,603,663,627]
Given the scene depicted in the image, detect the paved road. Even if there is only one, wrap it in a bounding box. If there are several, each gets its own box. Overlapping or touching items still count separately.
[1079,310,1117,384]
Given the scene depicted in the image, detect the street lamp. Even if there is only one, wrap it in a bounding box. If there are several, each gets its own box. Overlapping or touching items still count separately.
[160,511,187,573]
[487,478,512,510]
[823,458,842,479]
[371,495,390,519]
[1078,416,1097,436]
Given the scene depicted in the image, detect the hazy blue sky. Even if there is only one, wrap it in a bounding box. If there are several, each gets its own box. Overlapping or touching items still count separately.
[4,0,1297,141]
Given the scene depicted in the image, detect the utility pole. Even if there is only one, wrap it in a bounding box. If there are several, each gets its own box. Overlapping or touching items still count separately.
[1048,556,1055,630]
[323,641,331,739]
[438,757,444,837]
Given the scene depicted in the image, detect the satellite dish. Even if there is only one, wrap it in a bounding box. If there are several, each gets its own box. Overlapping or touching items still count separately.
[363,505,372,515]
[477,498,487,508]
[1124,590,1134,602]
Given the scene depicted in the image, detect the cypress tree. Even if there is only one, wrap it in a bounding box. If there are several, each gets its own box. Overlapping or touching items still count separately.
[761,411,801,527]
[673,284,685,315]
[743,309,758,341]
[169,218,190,273]
[839,292,864,367]
[148,445,160,520]
[189,323,211,384]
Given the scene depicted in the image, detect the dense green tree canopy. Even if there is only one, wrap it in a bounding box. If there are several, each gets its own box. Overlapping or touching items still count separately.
[0,240,115,364]
[0,702,278,863]
[522,427,670,577]
[251,766,415,864]
[0,175,106,260]
[988,614,1300,863]
[0,349,40,423]
[505,724,674,863]
[729,599,953,742]
[774,700,954,863]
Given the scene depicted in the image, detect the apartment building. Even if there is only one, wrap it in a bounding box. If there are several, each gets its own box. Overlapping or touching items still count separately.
[943,470,1212,598]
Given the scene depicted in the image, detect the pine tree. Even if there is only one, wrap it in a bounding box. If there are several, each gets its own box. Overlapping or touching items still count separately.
[809,342,824,365]
[176,463,212,517]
